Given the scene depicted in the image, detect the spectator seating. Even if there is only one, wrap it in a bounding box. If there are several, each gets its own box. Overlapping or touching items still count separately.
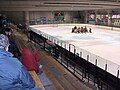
[29,71,45,90]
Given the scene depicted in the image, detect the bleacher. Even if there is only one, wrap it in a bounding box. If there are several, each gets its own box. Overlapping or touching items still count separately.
[29,71,45,90]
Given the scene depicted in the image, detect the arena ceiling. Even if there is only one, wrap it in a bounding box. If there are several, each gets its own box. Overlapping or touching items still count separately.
[0,0,120,11]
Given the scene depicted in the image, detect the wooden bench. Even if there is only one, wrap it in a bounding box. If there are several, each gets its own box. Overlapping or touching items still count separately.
[29,71,45,90]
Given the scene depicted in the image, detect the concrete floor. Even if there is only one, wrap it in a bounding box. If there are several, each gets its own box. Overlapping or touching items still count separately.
[30,24,120,77]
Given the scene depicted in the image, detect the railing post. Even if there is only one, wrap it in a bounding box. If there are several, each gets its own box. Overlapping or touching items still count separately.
[117,67,119,90]
[82,68,84,81]
[84,55,89,78]
[95,59,97,66]
[69,44,71,59]
[101,81,103,90]
[61,42,62,63]
[43,38,46,50]
[69,44,70,51]
[87,55,89,61]
[80,52,82,57]
[64,44,66,49]
[73,48,76,73]
[117,66,119,78]
[86,55,89,82]
[94,59,98,85]
[105,64,107,71]
[88,72,90,83]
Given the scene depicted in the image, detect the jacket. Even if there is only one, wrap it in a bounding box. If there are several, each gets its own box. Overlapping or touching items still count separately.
[21,48,39,73]
[0,49,35,90]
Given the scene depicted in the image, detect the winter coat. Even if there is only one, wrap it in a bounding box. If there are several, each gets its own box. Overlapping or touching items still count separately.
[0,49,35,90]
[21,48,39,73]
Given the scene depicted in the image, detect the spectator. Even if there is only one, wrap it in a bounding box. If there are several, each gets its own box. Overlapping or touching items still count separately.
[21,47,42,73]
[0,34,41,90]
[1,27,21,58]
[0,14,3,27]
[46,40,56,54]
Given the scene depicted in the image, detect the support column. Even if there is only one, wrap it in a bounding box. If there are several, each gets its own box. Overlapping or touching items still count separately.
[107,10,111,26]
[25,11,29,29]
[95,10,98,24]
[51,11,54,24]
[85,11,88,24]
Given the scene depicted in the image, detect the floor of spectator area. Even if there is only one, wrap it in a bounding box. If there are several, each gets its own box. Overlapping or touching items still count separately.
[30,24,120,77]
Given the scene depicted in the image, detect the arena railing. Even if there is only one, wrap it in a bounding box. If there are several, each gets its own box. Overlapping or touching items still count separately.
[38,30,120,78]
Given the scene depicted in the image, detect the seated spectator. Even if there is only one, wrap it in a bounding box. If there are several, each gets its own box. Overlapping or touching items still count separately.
[46,40,56,53]
[21,47,42,73]
[1,27,21,58]
[0,34,41,90]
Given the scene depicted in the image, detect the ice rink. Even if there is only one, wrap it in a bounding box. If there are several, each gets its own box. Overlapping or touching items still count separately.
[30,24,120,77]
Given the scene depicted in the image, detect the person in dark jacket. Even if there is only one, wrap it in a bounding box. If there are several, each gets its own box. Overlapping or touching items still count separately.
[1,27,21,58]
[0,34,41,90]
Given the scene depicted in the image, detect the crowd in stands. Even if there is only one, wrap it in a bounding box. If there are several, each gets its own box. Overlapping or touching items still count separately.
[0,14,42,90]
[0,14,21,58]
[72,26,92,33]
